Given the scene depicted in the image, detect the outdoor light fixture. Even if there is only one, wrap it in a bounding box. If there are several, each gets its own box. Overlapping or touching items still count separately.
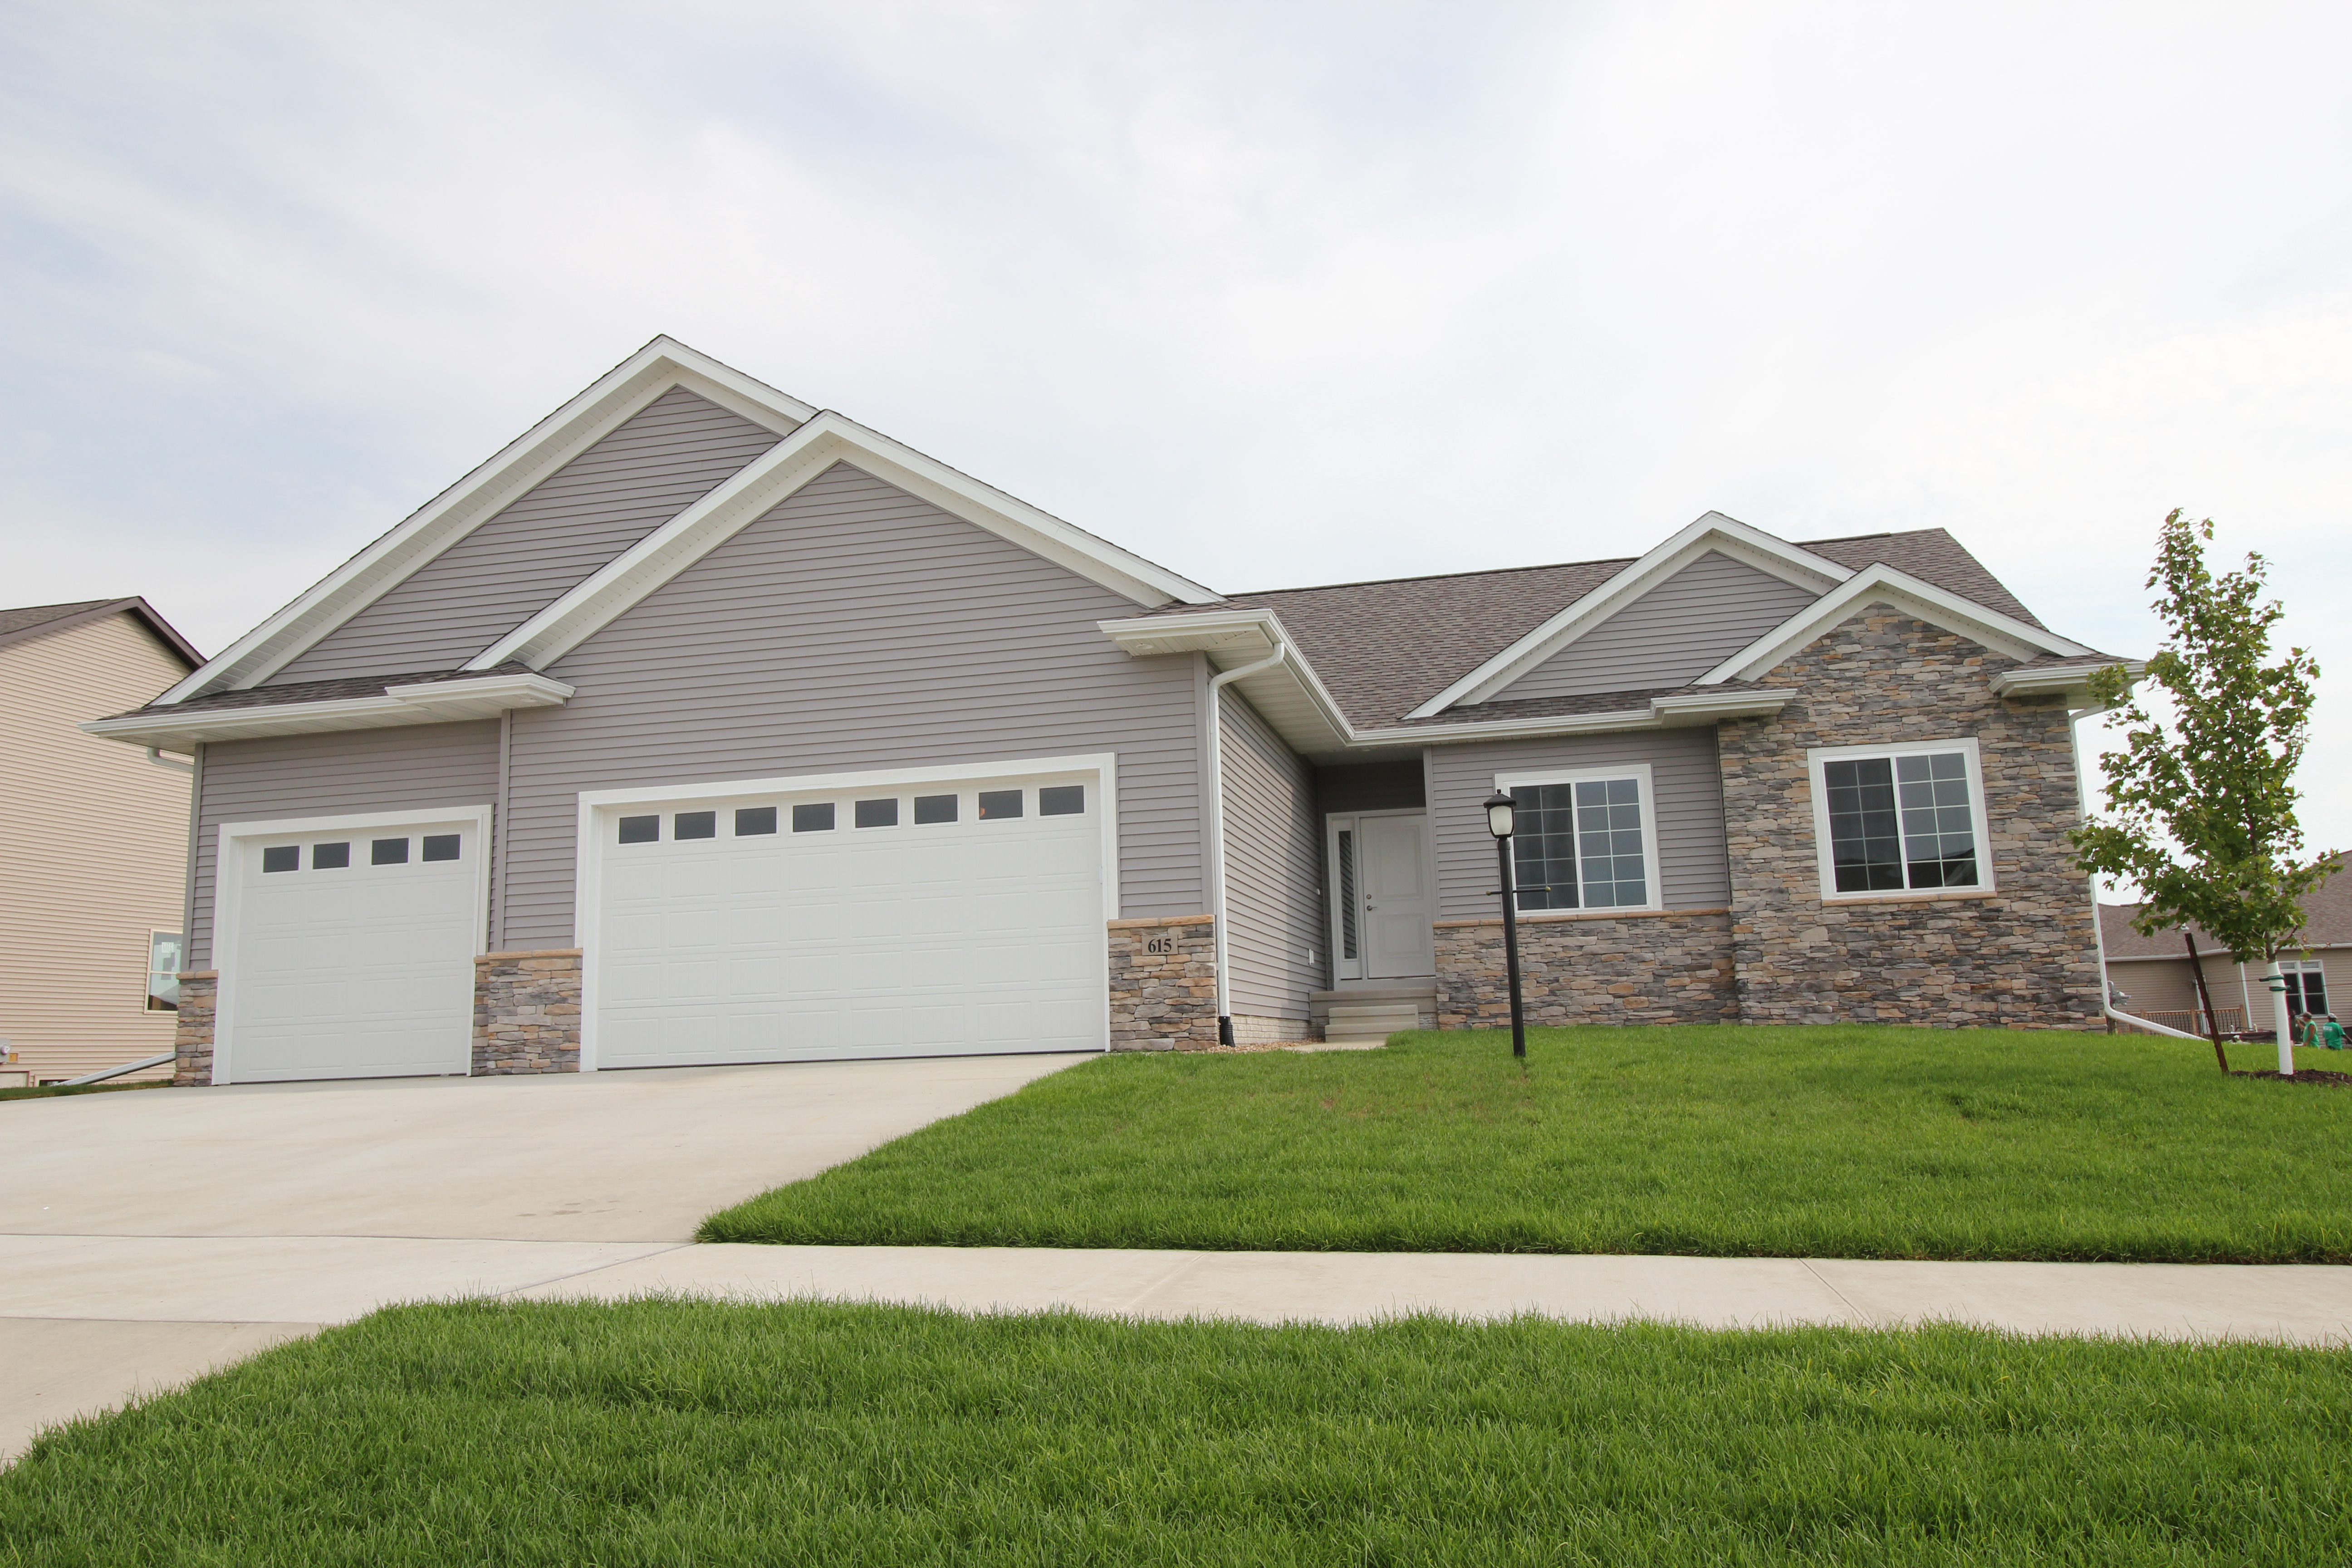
[1483,791,1529,1060]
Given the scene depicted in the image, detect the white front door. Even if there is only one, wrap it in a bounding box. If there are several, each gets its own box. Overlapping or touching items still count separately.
[1327,811,1434,980]
[590,767,1107,1068]
[218,814,485,1083]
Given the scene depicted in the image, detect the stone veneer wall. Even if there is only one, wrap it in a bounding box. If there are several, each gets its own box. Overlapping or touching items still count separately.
[1717,611,2101,1028]
[1107,915,1220,1050]
[1433,911,1738,1029]
[171,970,217,1086]
[473,949,583,1074]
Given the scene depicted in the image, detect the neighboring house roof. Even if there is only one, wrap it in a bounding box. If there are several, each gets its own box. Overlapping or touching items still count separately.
[0,597,203,667]
[2102,859,2352,958]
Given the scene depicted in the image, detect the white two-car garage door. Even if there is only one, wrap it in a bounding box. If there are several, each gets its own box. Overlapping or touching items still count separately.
[216,811,486,1083]
[588,764,1108,1069]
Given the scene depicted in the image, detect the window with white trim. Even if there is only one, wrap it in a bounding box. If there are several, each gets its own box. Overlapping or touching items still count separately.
[145,931,183,1013]
[1501,768,1657,911]
[2282,959,2329,1018]
[1809,740,1990,897]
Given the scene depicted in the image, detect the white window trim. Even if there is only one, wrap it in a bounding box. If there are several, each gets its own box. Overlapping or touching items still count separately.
[1806,738,1995,903]
[210,804,494,1086]
[1492,763,1664,915]
[572,753,1119,1073]
[143,927,184,1017]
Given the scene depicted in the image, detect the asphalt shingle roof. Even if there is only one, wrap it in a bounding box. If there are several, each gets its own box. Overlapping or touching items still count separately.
[2102,858,2352,958]
[1162,528,2063,729]
[104,663,534,721]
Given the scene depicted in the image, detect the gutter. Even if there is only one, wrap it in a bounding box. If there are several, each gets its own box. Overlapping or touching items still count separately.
[1203,642,1289,1044]
[2067,701,2206,1043]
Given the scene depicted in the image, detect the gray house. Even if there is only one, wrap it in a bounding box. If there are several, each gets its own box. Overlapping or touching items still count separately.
[87,338,2125,1086]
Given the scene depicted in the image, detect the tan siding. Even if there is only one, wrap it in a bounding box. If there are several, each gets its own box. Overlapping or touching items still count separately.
[1220,687,1323,1021]
[0,614,192,1082]
[189,721,502,965]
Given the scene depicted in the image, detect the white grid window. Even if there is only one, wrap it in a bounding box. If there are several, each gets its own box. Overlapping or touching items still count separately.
[1808,740,1994,900]
[1497,766,1660,913]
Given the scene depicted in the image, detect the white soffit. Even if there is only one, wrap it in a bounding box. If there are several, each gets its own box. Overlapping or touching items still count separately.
[1695,564,2099,684]
[1404,512,1854,718]
[81,672,576,752]
[470,415,1220,673]
[156,338,819,704]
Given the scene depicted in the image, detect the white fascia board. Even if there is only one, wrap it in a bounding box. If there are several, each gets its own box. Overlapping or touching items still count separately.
[471,416,1222,673]
[1990,660,2145,702]
[1097,609,1283,659]
[1404,512,1853,718]
[1650,689,1797,725]
[80,672,576,751]
[1102,608,1353,755]
[155,338,818,705]
[1695,564,2099,685]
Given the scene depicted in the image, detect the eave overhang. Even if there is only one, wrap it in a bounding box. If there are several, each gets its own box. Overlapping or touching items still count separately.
[1990,659,2146,709]
[80,672,576,752]
[1101,612,1797,760]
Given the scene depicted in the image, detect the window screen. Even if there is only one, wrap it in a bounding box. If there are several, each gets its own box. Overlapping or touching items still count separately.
[673,811,717,840]
[311,842,351,869]
[1509,778,1649,911]
[914,794,959,824]
[735,807,778,836]
[1823,751,1978,893]
[792,803,835,833]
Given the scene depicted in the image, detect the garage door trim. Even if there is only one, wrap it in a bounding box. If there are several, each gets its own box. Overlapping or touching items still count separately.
[573,752,1119,1073]
[210,804,493,1086]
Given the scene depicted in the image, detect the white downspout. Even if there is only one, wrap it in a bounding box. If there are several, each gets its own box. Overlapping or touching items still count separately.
[1203,642,1289,1040]
[2068,703,2208,1042]
[146,747,194,774]
[2264,961,2296,1075]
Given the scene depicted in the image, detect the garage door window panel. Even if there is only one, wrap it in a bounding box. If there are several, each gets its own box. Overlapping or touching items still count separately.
[372,838,410,865]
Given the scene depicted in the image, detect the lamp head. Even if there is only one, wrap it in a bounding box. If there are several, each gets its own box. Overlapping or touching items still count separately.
[1484,791,1516,840]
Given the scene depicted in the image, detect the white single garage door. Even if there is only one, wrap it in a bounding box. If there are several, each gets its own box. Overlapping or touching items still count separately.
[590,766,1107,1068]
[217,814,484,1083]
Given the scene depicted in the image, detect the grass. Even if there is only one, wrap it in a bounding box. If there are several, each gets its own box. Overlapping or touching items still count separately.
[5,1298,2348,1565]
[0,1079,170,1103]
[703,1025,2352,1262]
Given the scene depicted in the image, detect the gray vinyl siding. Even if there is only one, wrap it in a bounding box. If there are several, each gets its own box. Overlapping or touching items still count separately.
[269,389,781,684]
[1427,728,1730,919]
[1220,687,1323,1021]
[187,720,501,965]
[1495,551,1821,701]
[498,461,1204,946]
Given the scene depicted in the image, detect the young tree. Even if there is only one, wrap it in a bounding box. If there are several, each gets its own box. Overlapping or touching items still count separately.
[2074,509,2335,1074]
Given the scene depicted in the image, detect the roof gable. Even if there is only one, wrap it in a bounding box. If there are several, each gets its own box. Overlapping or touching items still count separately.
[1694,562,2097,684]
[1405,513,1854,717]
[0,596,201,667]
[1491,549,1821,702]
[157,338,1215,704]
[264,386,782,686]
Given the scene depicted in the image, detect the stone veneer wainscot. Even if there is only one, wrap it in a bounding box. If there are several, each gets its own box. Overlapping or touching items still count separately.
[1718,611,2101,1028]
[1434,909,1738,1029]
[473,949,583,1074]
[1106,915,1219,1050]
[170,970,217,1086]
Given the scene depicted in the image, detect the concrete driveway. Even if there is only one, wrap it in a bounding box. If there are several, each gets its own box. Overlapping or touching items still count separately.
[1,1054,1085,1460]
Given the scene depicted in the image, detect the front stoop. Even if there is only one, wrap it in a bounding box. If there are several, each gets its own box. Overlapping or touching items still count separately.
[1312,985,1437,1045]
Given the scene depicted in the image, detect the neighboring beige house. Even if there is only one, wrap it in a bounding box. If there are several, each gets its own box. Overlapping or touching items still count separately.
[0,598,202,1086]
[2102,857,2351,1036]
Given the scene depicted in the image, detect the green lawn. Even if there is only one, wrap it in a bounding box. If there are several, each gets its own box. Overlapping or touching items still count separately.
[5,1298,2347,1565]
[0,1080,170,1103]
[704,1025,2352,1262]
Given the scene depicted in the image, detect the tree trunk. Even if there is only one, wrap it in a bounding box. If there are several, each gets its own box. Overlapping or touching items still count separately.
[2185,932,2229,1073]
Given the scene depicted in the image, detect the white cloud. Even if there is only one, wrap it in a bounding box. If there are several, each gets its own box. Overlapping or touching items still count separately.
[3,0,2348,844]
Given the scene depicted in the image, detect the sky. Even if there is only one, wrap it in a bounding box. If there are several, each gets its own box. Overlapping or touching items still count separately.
[5,0,2349,864]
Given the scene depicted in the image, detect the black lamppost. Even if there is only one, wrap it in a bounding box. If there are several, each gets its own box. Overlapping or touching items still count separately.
[1483,791,1528,1060]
